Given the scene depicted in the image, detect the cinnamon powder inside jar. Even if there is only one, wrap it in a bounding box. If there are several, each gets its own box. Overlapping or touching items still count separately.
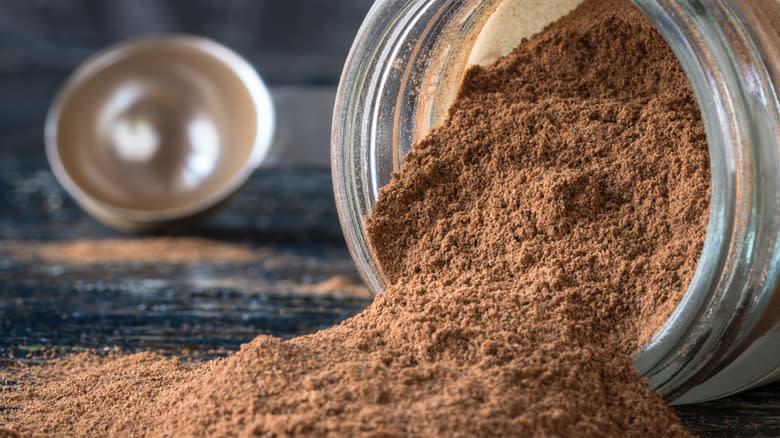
[1,0,709,436]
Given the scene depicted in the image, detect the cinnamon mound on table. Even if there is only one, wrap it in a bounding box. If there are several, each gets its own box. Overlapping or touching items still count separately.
[0,0,709,436]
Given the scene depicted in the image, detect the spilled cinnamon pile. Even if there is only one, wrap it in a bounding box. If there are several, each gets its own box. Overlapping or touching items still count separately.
[9,237,257,264]
[0,0,709,436]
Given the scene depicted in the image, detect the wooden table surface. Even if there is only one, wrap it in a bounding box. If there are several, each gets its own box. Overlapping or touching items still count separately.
[0,69,778,438]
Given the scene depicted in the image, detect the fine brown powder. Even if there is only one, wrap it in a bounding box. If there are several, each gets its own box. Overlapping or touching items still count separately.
[9,238,257,264]
[0,1,710,436]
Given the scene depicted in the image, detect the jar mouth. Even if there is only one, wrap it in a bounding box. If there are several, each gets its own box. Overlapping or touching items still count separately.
[332,0,780,404]
[629,0,736,398]
[630,0,780,403]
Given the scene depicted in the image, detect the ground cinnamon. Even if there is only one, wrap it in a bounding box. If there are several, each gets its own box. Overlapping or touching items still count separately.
[0,1,709,436]
[11,238,257,264]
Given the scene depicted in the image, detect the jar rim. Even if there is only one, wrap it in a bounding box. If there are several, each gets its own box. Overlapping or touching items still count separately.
[331,0,780,404]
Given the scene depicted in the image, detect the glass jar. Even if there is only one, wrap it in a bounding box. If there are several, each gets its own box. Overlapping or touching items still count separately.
[331,0,780,404]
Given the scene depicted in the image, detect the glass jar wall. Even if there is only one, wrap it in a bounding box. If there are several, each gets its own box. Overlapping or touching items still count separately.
[331,0,780,404]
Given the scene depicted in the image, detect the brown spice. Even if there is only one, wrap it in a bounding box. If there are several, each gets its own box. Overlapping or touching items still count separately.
[9,238,257,264]
[304,275,373,298]
[0,1,709,436]
[1,353,196,436]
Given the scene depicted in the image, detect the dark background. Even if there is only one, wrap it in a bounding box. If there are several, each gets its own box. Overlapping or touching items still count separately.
[0,0,375,167]
[0,0,378,352]
[0,0,373,85]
